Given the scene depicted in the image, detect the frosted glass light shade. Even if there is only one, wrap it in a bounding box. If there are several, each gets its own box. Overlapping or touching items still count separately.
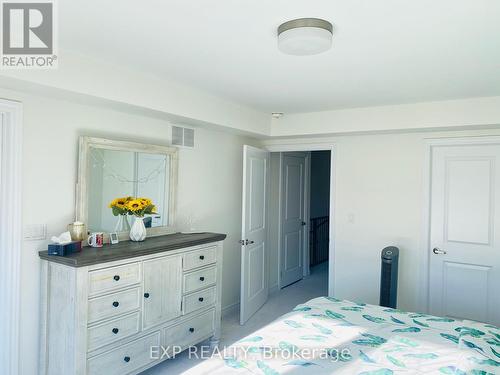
[278,18,333,56]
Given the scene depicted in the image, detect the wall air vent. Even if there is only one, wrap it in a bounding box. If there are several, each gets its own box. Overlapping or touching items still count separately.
[172,125,195,148]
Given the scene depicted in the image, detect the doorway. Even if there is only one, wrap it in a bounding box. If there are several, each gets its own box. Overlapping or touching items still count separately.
[309,151,331,268]
[272,150,331,291]
[239,144,335,325]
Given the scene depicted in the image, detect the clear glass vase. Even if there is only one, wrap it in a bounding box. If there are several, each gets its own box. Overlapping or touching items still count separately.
[114,214,131,233]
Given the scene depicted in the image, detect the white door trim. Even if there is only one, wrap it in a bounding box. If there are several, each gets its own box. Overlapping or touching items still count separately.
[0,99,23,375]
[265,143,336,297]
[419,135,500,313]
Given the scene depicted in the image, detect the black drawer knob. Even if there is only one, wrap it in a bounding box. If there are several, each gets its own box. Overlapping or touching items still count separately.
[189,327,195,333]
[144,292,150,298]
[124,356,130,363]
[199,255,205,260]
[199,277,205,281]
[113,275,120,281]
[112,301,119,307]
[198,297,204,302]
[112,328,119,334]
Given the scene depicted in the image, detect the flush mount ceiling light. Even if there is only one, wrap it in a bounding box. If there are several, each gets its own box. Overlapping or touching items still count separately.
[278,18,333,56]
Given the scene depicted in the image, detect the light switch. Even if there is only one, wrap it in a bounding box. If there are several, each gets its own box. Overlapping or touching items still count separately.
[24,224,47,241]
[348,213,355,224]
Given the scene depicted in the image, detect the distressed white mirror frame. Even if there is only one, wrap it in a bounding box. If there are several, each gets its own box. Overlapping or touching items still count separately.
[76,136,178,240]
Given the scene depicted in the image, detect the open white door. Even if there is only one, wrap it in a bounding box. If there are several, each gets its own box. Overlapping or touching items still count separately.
[429,144,500,326]
[280,152,307,287]
[240,145,269,325]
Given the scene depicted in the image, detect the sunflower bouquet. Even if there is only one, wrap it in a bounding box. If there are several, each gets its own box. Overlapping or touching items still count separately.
[109,196,157,217]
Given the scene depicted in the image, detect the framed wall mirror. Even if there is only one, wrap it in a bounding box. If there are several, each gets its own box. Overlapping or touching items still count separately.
[76,136,178,239]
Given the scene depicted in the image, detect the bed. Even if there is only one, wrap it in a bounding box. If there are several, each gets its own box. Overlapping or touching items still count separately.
[189,297,500,374]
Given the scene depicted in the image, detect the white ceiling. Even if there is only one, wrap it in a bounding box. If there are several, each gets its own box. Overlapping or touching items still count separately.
[60,0,500,114]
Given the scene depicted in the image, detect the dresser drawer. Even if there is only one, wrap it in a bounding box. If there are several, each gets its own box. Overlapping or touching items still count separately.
[183,247,216,271]
[183,266,217,294]
[164,309,215,349]
[88,288,140,323]
[89,263,140,295]
[183,287,216,315]
[87,331,160,375]
[88,312,140,352]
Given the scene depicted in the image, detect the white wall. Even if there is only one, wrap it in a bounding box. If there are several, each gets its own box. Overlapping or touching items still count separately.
[0,49,271,137]
[5,53,500,139]
[264,128,500,313]
[0,87,253,375]
[333,132,425,310]
[4,53,500,138]
[271,96,500,137]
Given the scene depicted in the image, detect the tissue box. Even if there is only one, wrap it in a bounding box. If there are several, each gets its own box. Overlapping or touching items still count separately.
[48,241,82,256]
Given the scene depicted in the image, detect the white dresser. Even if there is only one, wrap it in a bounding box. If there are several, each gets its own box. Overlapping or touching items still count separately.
[39,233,226,375]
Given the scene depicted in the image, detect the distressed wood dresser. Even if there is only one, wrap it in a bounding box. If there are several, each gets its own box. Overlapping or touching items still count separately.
[38,232,226,375]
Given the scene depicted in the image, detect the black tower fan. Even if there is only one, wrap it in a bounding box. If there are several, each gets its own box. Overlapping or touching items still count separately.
[379,246,399,308]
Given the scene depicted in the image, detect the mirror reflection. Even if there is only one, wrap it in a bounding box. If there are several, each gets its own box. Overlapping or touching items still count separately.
[87,147,170,233]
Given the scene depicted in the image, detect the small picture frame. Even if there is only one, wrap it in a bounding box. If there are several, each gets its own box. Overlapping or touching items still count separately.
[109,232,119,245]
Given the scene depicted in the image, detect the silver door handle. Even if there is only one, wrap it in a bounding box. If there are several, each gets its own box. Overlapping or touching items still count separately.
[433,247,447,255]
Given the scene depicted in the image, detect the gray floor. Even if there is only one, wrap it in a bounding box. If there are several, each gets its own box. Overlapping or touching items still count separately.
[143,262,328,374]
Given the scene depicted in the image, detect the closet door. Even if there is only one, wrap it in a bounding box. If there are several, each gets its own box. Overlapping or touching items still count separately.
[429,144,500,326]
[143,255,182,329]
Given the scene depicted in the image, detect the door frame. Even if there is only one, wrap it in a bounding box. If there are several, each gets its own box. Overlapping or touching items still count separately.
[420,135,500,314]
[0,99,23,375]
[277,151,311,288]
[266,143,336,296]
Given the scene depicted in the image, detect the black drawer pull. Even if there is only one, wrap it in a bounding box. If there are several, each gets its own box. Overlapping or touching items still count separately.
[198,297,204,302]
[113,275,120,281]
[199,277,205,281]
[199,255,205,260]
[144,292,150,298]
[112,301,119,307]
[189,327,195,333]
[112,328,119,334]
[123,356,130,363]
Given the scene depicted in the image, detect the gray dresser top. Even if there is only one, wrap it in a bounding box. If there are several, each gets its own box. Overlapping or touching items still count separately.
[38,232,227,267]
